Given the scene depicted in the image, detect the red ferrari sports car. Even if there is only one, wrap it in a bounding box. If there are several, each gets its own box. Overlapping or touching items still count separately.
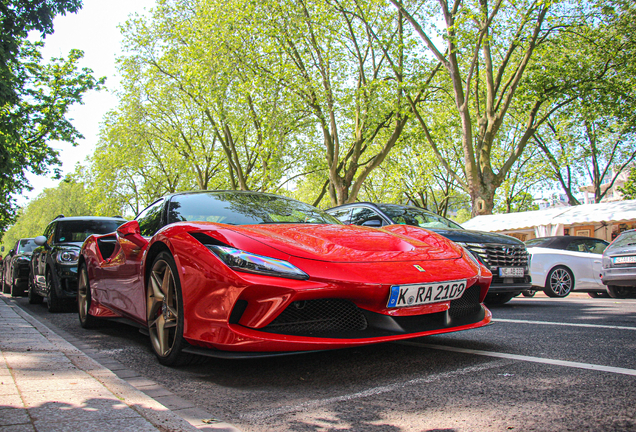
[79,191,492,366]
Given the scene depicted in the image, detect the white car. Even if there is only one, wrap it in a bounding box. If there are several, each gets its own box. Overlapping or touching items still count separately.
[525,236,609,298]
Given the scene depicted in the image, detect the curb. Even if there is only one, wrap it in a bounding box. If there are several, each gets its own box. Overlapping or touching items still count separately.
[3,296,241,432]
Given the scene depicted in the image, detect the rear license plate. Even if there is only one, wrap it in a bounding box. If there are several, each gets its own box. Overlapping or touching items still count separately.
[387,280,467,308]
[499,267,524,277]
[613,256,636,264]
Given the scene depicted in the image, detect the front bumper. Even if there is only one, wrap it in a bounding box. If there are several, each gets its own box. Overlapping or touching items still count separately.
[602,267,636,287]
[487,276,532,293]
[54,264,79,298]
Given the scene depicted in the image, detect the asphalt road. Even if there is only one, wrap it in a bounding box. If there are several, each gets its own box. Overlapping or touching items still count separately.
[12,293,636,431]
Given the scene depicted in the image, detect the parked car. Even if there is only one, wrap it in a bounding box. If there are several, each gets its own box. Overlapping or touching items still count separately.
[326,203,531,305]
[2,238,37,297]
[600,229,636,298]
[1,249,14,294]
[29,215,127,312]
[78,191,492,366]
[525,236,609,298]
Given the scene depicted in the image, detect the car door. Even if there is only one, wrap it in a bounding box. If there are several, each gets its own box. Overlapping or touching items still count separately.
[563,239,603,289]
[583,239,608,286]
[103,199,165,322]
[32,222,56,292]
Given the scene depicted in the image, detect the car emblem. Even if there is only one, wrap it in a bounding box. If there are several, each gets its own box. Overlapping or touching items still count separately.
[413,265,426,272]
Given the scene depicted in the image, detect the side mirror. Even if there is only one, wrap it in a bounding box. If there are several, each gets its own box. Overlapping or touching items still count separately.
[34,236,48,247]
[361,219,382,228]
[116,220,149,248]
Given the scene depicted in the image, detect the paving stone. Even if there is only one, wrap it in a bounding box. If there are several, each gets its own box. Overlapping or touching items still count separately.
[27,399,139,423]
[0,393,23,407]
[16,377,103,393]
[20,388,121,407]
[33,416,161,432]
[0,407,30,425]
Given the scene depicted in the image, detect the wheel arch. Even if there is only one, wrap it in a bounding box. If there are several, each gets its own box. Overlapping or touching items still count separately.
[547,264,576,287]
[143,241,173,290]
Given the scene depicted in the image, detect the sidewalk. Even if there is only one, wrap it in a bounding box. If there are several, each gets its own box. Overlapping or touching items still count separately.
[0,295,240,432]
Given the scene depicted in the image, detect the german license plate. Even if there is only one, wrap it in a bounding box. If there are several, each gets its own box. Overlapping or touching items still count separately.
[387,280,467,308]
[614,256,636,264]
[499,267,524,277]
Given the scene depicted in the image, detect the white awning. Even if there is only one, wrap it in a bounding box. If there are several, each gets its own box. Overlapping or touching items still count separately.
[462,207,570,232]
[461,199,636,232]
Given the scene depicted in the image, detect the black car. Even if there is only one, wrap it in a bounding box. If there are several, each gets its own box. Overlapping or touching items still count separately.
[29,215,127,312]
[2,238,37,297]
[326,203,531,305]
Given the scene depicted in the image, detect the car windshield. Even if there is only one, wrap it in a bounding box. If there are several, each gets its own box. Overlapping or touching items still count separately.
[525,238,553,247]
[56,220,125,243]
[167,192,342,225]
[610,230,636,249]
[376,205,462,229]
[17,239,36,253]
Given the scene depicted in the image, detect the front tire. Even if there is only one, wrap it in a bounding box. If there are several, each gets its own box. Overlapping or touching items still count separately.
[10,278,24,297]
[28,272,43,304]
[146,252,194,366]
[607,285,633,299]
[77,264,100,328]
[2,274,10,294]
[544,266,574,298]
[46,270,64,313]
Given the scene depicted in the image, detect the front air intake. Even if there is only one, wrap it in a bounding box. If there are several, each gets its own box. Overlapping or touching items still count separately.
[262,299,368,336]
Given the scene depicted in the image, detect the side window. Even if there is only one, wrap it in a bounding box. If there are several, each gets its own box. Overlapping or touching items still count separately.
[329,208,352,224]
[43,223,55,245]
[350,207,383,226]
[587,240,608,254]
[136,199,165,237]
[565,239,587,253]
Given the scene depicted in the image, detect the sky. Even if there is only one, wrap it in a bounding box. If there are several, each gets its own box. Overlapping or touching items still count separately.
[20,0,156,205]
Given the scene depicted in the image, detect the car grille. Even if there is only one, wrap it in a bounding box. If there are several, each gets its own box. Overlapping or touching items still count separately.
[464,243,528,269]
[448,285,482,318]
[262,299,368,336]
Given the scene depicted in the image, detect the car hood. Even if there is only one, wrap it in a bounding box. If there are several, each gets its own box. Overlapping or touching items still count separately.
[428,227,523,245]
[222,224,463,263]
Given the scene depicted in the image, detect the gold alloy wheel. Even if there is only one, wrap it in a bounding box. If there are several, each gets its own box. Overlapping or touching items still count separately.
[77,267,89,323]
[147,258,179,358]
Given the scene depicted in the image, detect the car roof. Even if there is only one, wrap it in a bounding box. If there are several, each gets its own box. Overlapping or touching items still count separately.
[527,235,607,248]
[167,189,301,201]
[52,216,127,222]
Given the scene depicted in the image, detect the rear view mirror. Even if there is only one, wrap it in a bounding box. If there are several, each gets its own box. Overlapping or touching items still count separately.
[362,219,382,228]
[34,236,47,246]
[116,220,148,248]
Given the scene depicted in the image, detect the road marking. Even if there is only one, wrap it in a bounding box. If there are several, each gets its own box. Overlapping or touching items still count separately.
[239,360,512,421]
[398,341,636,377]
[495,318,636,331]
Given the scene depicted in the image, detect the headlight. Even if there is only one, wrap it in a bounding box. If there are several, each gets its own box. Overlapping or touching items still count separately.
[207,245,309,280]
[461,246,482,277]
[56,249,79,264]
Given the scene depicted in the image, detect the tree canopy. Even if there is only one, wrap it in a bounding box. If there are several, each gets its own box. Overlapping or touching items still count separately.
[0,0,102,235]
[5,0,636,240]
